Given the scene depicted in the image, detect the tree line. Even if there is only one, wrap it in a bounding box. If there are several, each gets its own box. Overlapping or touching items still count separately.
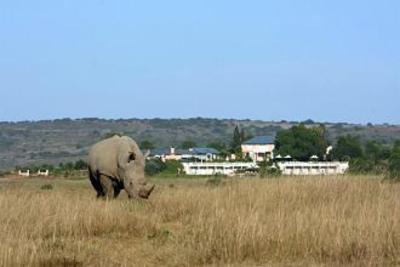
[274,124,400,179]
[15,159,88,177]
[13,124,400,180]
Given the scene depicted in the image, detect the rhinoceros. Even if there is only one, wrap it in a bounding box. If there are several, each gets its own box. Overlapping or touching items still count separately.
[88,135,154,199]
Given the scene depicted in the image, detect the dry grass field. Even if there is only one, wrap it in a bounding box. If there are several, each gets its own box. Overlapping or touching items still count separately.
[0,175,399,266]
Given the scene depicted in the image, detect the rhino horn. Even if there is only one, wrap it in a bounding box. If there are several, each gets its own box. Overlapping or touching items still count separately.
[139,184,155,199]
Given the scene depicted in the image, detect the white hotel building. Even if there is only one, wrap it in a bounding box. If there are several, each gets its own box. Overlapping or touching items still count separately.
[182,162,259,176]
[241,136,275,162]
[277,161,349,175]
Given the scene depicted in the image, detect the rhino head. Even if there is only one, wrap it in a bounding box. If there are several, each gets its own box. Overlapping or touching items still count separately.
[117,140,155,199]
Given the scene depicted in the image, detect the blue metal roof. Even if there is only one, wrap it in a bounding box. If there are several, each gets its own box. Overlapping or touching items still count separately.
[190,147,219,155]
[148,148,170,156]
[149,147,219,156]
[243,135,275,145]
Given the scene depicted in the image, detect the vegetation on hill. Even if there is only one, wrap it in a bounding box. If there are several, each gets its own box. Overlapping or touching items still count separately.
[0,117,399,171]
[389,141,400,180]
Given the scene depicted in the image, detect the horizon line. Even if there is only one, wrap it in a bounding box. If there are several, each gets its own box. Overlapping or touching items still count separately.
[0,116,398,127]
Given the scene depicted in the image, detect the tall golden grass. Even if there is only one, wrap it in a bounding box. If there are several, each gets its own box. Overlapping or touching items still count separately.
[0,176,399,266]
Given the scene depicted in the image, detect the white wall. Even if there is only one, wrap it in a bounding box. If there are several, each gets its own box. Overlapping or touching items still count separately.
[241,144,275,161]
[182,162,258,176]
[277,161,349,176]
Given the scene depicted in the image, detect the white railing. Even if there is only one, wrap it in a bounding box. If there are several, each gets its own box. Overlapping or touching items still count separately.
[182,162,258,176]
[277,161,349,175]
[18,170,30,177]
[37,170,49,176]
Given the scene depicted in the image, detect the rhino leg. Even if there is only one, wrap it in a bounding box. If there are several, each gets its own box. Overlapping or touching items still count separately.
[99,175,119,199]
[113,183,122,198]
[89,169,104,198]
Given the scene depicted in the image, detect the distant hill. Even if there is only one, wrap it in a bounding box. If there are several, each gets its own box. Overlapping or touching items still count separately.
[0,117,399,170]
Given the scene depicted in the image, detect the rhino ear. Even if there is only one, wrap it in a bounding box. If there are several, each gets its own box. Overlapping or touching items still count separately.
[128,152,136,162]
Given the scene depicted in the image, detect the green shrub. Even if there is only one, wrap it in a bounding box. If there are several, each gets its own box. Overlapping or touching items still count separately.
[145,159,166,176]
[388,142,400,180]
[206,176,224,186]
[162,160,184,176]
[40,184,53,190]
[265,166,282,178]
[349,158,374,174]
[258,160,281,178]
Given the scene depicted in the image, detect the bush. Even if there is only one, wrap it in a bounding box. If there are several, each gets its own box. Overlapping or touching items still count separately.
[206,176,224,186]
[145,159,166,176]
[145,160,185,177]
[388,142,400,180]
[349,158,374,174]
[264,166,282,178]
[332,135,363,161]
[74,160,87,170]
[0,171,11,178]
[163,160,184,176]
[40,184,53,190]
[258,160,281,178]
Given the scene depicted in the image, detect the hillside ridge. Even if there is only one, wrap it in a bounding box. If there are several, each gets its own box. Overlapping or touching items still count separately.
[0,117,399,170]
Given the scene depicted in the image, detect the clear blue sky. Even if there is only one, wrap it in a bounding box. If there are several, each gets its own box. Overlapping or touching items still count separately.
[0,1,399,124]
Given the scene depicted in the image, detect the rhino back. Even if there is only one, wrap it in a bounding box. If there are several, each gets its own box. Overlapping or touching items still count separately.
[120,136,145,165]
[88,136,122,178]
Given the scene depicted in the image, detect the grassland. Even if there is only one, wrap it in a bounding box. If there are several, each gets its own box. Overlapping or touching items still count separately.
[0,175,399,266]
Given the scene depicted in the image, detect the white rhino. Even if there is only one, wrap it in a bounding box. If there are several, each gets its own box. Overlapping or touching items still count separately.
[88,135,154,199]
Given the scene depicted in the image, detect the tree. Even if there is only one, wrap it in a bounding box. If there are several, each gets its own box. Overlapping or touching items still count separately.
[240,128,246,143]
[230,126,243,160]
[365,140,384,162]
[140,140,154,150]
[181,140,197,149]
[207,141,229,158]
[348,158,374,174]
[338,139,392,175]
[332,135,363,161]
[274,124,328,161]
[145,158,166,176]
[74,159,87,170]
[163,160,184,175]
[66,162,75,170]
[40,163,55,171]
[207,141,225,151]
[388,140,400,180]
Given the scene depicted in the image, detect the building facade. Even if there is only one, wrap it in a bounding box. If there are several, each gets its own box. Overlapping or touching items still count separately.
[241,136,275,162]
[182,162,259,176]
[149,147,219,162]
[277,161,349,176]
